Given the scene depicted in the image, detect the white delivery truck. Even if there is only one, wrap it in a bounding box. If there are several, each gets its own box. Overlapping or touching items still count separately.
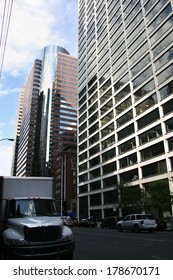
[0,176,75,259]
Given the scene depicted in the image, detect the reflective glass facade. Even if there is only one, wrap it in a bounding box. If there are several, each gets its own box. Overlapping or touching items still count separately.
[78,0,173,219]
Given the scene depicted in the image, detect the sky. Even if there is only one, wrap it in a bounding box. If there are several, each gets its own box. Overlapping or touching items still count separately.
[0,0,78,176]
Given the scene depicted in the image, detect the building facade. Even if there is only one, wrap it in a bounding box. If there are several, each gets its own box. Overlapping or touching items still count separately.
[77,0,173,219]
[13,46,78,215]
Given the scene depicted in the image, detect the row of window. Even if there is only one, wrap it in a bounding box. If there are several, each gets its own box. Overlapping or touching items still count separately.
[79,156,172,189]
[79,96,173,140]
[79,136,173,173]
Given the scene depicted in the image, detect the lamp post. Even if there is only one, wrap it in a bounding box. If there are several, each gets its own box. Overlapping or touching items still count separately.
[0,138,14,142]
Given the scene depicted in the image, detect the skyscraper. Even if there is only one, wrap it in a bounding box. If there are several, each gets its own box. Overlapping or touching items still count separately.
[78,0,173,219]
[13,45,78,215]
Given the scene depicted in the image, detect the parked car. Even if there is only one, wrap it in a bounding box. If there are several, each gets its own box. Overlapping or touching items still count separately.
[77,217,97,228]
[117,214,157,233]
[100,217,117,229]
[156,219,167,230]
[62,216,74,227]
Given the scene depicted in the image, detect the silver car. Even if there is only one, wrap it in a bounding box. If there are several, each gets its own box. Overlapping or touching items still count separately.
[117,214,157,233]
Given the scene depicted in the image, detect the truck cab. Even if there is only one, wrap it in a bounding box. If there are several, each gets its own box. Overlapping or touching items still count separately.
[0,176,75,259]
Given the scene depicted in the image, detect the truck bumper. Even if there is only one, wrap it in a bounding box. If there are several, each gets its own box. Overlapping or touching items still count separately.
[3,240,75,260]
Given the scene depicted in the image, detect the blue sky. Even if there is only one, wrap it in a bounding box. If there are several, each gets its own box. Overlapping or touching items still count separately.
[0,0,78,175]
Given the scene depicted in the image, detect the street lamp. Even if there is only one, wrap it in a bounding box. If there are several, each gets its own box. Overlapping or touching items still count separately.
[0,138,14,142]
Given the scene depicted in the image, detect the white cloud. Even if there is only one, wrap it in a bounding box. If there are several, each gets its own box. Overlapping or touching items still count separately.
[0,87,21,96]
[1,0,77,77]
[0,144,13,176]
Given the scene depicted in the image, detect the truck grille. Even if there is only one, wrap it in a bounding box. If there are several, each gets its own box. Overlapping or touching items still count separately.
[24,226,61,242]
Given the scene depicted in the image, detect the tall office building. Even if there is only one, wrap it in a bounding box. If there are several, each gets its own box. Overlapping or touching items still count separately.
[78,0,173,219]
[13,45,78,215]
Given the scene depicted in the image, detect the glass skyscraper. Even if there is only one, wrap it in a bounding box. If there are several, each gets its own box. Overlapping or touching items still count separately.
[77,0,173,219]
[13,45,78,214]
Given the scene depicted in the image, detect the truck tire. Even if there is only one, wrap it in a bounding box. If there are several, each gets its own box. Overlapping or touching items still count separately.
[59,252,73,260]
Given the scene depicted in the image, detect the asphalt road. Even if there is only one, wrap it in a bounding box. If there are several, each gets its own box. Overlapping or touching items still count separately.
[72,226,173,260]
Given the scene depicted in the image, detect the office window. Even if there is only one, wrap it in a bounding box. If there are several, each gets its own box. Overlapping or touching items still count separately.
[148,4,172,33]
[90,193,101,206]
[160,81,173,100]
[155,47,173,71]
[153,30,173,57]
[163,99,173,115]
[141,142,164,161]
[165,117,173,133]
[100,99,113,115]
[168,137,173,151]
[102,161,116,175]
[120,169,138,182]
[139,124,162,145]
[90,181,101,191]
[89,133,99,145]
[89,144,100,156]
[79,184,88,194]
[104,190,116,204]
[133,66,152,88]
[157,64,173,85]
[117,110,133,127]
[89,112,98,125]
[119,153,137,168]
[118,123,134,140]
[142,160,167,177]
[135,93,157,115]
[103,175,117,188]
[118,138,136,154]
[101,111,114,126]
[100,88,112,105]
[134,79,155,102]
[101,135,115,150]
[116,97,132,115]
[131,53,150,77]
[137,109,160,129]
[150,15,173,45]
[102,148,115,162]
[114,84,130,103]
[89,156,100,168]
[101,122,114,138]
[79,162,87,173]
[89,168,100,179]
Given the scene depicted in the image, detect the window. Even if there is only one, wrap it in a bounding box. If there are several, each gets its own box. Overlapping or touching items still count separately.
[148,4,172,33]
[119,153,137,168]
[102,135,115,150]
[118,138,136,154]
[120,169,138,182]
[101,122,114,138]
[165,118,173,132]
[89,168,100,179]
[89,156,100,168]
[142,160,167,177]
[160,81,173,100]
[102,148,115,162]
[137,109,160,129]
[114,84,130,103]
[90,181,101,191]
[140,142,164,161]
[118,123,134,140]
[101,111,114,126]
[102,161,116,175]
[135,93,157,115]
[168,137,173,151]
[163,99,173,115]
[89,144,100,156]
[139,124,162,145]
[103,175,117,188]
[116,97,132,115]
[117,110,133,127]
[134,79,155,102]
[155,47,173,71]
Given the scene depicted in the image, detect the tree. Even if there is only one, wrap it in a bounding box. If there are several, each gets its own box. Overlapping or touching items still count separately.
[144,179,173,218]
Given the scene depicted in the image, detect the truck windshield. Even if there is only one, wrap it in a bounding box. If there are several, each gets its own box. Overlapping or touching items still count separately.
[8,199,58,217]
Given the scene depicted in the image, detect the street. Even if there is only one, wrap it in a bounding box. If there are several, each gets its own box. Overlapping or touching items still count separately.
[72,227,173,260]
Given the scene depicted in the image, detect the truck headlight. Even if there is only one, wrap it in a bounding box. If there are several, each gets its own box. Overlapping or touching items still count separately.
[6,238,25,245]
[62,233,73,241]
